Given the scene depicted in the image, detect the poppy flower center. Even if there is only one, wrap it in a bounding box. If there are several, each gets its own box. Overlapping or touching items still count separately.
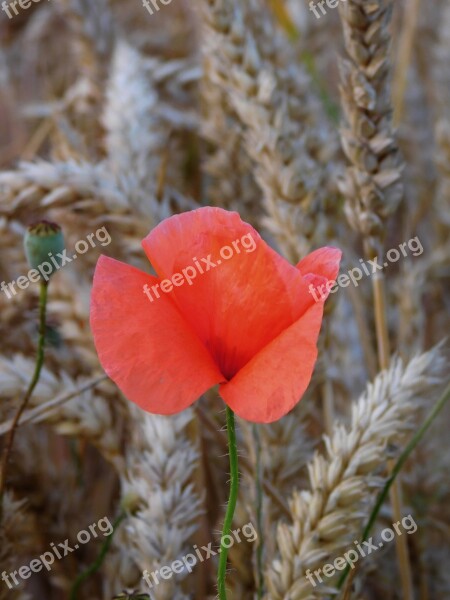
[205,337,241,381]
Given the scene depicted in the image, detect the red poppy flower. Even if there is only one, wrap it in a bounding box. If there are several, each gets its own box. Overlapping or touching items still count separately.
[90,207,341,423]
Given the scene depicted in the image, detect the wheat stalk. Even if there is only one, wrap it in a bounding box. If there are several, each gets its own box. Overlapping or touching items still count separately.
[337,2,413,593]
[266,345,446,600]
[199,0,341,261]
[105,408,203,600]
[338,0,403,248]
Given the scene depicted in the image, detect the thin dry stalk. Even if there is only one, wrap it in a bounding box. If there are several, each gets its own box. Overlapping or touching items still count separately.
[338,1,412,594]
[392,0,422,125]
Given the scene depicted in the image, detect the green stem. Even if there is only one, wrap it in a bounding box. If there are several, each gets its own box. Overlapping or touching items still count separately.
[69,511,126,600]
[338,381,450,590]
[0,280,48,519]
[253,425,264,599]
[217,407,239,600]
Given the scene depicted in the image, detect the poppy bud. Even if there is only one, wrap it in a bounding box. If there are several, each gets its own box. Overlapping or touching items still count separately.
[24,220,65,280]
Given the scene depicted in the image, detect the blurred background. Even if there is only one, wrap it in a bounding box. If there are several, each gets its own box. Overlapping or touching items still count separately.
[0,1,449,599]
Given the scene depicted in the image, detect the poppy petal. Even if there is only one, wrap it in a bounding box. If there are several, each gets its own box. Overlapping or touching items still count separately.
[90,255,224,415]
[297,246,342,280]
[297,246,342,301]
[219,301,324,423]
[141,207,315,379]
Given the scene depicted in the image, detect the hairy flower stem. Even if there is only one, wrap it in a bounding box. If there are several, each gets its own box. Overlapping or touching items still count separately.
[197,406,289,517]
[0,280,48,521]
[217,407,239,600]
[371,271,413,599]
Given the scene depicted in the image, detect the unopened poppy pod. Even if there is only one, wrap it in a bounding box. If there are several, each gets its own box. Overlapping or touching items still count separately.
[90,207,341,423]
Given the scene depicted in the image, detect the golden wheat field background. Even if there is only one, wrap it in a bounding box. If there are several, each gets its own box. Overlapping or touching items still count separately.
[0,1,449,599]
